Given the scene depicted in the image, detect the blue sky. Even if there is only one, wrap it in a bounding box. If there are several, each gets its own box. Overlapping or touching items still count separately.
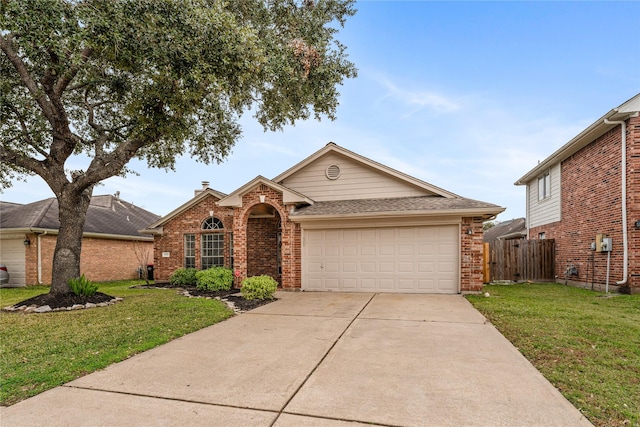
[3,1,640,221]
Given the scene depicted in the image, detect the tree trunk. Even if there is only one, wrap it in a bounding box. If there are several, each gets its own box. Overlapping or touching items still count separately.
[49,186,93,295]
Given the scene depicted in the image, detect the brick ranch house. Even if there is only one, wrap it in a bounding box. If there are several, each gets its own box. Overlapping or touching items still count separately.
[0,194,159,287]
[144,143,504,294]
[515,93,640,294]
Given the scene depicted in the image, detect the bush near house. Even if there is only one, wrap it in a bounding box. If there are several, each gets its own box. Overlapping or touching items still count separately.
[195,267,233,291]
[169,268,197,286]
[241,275,278,300]
[68,274,98,297]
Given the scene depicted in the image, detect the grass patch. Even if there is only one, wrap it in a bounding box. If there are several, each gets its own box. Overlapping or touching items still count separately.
[0,280,233,406]
[467,283,640,427]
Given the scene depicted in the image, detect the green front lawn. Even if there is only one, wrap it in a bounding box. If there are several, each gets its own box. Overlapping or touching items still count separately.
[467,283,640,427]
[0,280,233,406]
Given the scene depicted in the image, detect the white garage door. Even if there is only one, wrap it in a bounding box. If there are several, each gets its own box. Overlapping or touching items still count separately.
[0,237,26,287]
[303,225,459,293]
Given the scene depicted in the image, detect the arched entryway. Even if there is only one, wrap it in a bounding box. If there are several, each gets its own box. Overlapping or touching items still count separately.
[246,203,282,284]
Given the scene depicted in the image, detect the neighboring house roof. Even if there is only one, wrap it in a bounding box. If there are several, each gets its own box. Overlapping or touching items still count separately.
[0,194,159,240]
[482,218,527,242]
[515,93,640,185]
[290,196,503,221]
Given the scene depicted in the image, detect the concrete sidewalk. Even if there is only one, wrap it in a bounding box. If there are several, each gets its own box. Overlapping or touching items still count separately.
[1,292,592,426]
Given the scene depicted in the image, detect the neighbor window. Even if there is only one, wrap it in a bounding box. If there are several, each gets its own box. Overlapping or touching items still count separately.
[538,232,546,240]
[184,234,196,268]
[538,172,551,200]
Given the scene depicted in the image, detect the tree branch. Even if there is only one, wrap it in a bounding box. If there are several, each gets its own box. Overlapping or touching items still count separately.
[0,33,56,123]
[54,46,93,97]
[6,104,49,158]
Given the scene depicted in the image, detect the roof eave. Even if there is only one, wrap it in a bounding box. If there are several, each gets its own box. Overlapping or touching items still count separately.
[217,176,314,208]
[290,206,505,222]
[0,227,153,241]
[146,189,226,229]
[515,94,640,186]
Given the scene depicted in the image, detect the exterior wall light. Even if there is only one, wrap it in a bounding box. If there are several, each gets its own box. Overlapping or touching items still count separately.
[635,219,640,229]
[466,228,473,235]
[23,237,31,246]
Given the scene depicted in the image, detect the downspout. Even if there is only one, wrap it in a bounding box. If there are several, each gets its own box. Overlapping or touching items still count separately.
[604,118,628,286]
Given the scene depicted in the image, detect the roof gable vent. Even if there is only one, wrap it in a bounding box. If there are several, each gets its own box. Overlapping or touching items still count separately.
[325,164,341,180]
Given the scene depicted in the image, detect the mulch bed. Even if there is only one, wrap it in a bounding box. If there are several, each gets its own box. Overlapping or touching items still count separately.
[134,282,276,312]
[6,283,275,312]
[8,292,115,310]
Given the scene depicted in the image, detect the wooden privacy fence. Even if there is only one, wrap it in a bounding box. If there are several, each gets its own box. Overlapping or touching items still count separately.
[484,239,555,283]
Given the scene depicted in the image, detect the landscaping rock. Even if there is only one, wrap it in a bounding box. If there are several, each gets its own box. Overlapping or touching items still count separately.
[34,305,52,313]
[85,302,97,309]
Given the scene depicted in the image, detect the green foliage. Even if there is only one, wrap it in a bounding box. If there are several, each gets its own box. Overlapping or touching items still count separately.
[1,0,356,293]
[241,275,278,300]
[169,268,197,286]
[195,267,233,291]
[67,274,98,297]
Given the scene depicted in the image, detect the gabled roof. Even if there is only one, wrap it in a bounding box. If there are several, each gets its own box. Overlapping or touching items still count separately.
[515,93,640,186]
[290,196,504,221]
[217,175,314,207]
[482,218,527,242]
[144,188,227,230]
[273,142,459,198]
[0,195,160,240]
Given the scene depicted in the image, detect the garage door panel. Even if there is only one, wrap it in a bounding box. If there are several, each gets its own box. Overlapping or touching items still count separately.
[398,245,414,256]
[303,226,459,294]
[378,262,395,273]
[361,262,376,273]
[343,262,357,273]
[398,262,414,273]
[379,245,394,256]
[342,278,357,289]
[343,245,358,256]
[379,278,395,290]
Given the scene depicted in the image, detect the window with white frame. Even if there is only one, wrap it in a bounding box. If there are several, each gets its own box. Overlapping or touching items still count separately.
[201,217,224,269]
[538,171,551,200]
[184,234,196,268]
[201,234,224,269]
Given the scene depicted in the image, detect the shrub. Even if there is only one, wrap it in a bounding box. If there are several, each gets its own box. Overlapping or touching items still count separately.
[68,274,98,297]
[241,275,278,300]
[196,267,233,291]
[170,268,197,286]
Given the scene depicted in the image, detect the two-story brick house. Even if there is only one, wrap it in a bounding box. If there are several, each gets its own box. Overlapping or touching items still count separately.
[515,93,640,293]
[144,143,504,294]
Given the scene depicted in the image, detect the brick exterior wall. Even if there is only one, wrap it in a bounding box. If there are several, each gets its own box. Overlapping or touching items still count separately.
[153,186,486,294]
[246,217,280,281]
[23,232,152,285]
[153,194,234,282]
[461,217,485,293]
[529,116,640,293]
[233,184,300,290]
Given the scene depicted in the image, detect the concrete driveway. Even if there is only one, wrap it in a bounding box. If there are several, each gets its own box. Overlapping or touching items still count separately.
[1,292,592,426]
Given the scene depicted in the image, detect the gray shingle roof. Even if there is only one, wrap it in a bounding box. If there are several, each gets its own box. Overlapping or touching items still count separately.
[290,196,503,217]
[483,218,527,242]
[0,195,160,238]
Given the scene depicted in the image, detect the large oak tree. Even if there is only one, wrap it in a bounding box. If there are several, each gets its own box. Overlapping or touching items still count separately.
[1,0,356,295]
